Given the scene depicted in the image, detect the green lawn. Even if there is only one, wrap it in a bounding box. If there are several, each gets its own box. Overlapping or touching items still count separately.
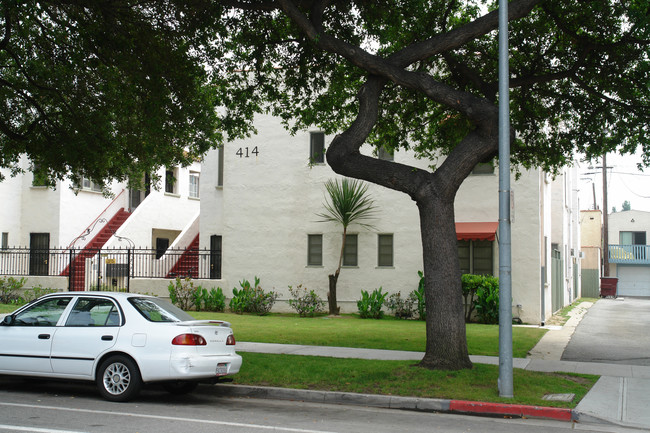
[192,311,546,358]
[235,352,597,408]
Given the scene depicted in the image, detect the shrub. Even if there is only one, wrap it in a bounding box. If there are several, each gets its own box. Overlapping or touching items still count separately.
[357,287,387,319]
[473,275,500,324]
[413,271,426,321]
[203,287,226,312]
[0,276,26,304]
[167,277,195,310]
[385,291,416,319]
[21,285,58,303]
[461,274,484,322]
[229,277,279,315]
[287,284,325,317]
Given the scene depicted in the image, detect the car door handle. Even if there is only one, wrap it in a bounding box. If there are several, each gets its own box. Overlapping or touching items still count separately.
[38,334,51,340]
[101,335,114,341]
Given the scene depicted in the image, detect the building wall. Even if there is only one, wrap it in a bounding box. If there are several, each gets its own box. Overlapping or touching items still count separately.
[580,210,602,298]
[106,163,202,249]
[200,114,580,324]
[0,165,24,247]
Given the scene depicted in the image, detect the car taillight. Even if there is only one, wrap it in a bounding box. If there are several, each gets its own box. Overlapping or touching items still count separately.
[172,334,207,346]
[226,334,236,345]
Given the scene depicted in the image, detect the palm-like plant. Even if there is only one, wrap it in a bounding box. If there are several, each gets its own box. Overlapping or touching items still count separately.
[318,178,377,315]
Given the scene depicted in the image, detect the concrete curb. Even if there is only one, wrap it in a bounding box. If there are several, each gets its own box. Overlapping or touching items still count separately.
[211,384,574,422]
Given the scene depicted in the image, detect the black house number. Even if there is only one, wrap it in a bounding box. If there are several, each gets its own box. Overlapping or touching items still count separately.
[236,147,259,158]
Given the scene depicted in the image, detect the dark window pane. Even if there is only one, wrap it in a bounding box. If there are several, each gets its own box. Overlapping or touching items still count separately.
[378,234,393,267]
[343,234,358,266]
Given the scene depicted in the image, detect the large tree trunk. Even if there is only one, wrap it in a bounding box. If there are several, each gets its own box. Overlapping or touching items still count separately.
[417,196,473,370]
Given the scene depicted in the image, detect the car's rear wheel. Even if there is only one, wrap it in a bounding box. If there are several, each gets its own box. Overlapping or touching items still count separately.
[96,355,142,402]
[162,380,199,395]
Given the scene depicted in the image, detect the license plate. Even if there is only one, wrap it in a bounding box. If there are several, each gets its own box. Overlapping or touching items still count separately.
[216,363,228,376]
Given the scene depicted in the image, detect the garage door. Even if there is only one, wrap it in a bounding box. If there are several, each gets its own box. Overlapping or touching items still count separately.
[617,265,650,296]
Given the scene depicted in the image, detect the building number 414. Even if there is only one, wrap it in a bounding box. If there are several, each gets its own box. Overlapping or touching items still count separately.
[236,147,259,158]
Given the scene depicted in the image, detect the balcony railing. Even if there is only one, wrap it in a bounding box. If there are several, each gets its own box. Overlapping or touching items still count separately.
[608,244,650,264]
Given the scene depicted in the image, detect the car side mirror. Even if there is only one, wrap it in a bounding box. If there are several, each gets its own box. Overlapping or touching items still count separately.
[2,315,14,326]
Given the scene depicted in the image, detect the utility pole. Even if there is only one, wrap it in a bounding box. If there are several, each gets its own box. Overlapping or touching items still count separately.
[602,153,609,276]
[497,0,513,399]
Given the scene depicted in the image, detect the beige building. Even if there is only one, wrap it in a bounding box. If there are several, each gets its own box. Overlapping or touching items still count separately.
[580,210,602,297]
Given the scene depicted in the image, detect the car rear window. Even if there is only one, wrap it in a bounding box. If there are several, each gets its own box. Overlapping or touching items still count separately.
[128,297,195,322]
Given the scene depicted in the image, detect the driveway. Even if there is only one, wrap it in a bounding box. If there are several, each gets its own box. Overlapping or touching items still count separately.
[561,297,650,365]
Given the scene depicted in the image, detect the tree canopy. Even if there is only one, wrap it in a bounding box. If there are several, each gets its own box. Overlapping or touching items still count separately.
[0,1,226,185]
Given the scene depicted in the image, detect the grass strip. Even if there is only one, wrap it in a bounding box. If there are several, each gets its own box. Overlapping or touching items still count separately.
[191,312,546,358]
[234,352,597,409]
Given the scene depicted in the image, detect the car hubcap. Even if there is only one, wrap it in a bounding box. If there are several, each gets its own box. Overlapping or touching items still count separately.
[103,362,130,395]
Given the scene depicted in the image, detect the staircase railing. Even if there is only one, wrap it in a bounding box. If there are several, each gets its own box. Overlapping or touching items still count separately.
[67,189,128,250]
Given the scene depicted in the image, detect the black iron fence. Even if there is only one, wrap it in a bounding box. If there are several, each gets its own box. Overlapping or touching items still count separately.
[0,246,222,292]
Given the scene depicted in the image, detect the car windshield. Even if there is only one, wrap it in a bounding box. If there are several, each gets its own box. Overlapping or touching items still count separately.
[128,297,195,322]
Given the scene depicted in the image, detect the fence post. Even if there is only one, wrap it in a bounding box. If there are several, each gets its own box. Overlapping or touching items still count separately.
[68,248,73,291]
[127,249,131,293]
[97,248,102,291]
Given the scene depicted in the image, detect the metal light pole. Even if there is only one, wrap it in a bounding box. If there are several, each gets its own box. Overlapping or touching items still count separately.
[498,0,514,398]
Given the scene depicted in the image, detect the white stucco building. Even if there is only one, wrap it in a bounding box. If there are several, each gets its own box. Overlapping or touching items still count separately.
[0,115,583,323]
[199,114,583,324]
[0,157,202,291]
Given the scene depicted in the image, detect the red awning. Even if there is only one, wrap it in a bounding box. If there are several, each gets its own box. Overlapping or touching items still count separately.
[455,222,499,241]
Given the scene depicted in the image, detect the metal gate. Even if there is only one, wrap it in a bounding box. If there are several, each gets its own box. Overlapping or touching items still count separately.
[69,248,130,292]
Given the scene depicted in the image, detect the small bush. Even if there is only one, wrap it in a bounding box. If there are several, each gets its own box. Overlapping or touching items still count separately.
[413,271,426,321]
[168,277,195,310]
[357,287,387,319]
[474,275,500,324]
[461,274,483,322]
[203,287,226,312]
[0,276,26,304]
[229,277,279,315]
[385,291,417,319]
[287,284,325,317]
[21,285,58,303]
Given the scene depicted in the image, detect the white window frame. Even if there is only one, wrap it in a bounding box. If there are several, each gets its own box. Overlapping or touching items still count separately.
[189,171,200,198]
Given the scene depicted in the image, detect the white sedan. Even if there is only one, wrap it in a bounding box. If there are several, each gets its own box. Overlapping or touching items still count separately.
[0,291,242,401]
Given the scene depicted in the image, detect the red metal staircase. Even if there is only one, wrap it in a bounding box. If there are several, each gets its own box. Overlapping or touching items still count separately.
[166,234,200,279]
[62,209,130,291]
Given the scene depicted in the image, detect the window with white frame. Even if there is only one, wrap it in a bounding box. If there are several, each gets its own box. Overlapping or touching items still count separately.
[1,232,8,249]
[343,234,358,267]
[458,240,493,275]
[377,234,393,267]
[189,171,200,198]
[80,177,102,192]
[310,132,325,164]
[307,234,323,266]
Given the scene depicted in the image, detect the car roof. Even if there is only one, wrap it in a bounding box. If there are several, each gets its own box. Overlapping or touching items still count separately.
[44,291,151,300]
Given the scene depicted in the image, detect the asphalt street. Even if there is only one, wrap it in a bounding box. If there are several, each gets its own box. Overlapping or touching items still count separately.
[561,298,650,365]
[0,378,634,433]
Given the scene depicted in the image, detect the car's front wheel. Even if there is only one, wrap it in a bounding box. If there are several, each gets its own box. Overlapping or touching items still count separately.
[96,355,142,402]
[162,380,199,395]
